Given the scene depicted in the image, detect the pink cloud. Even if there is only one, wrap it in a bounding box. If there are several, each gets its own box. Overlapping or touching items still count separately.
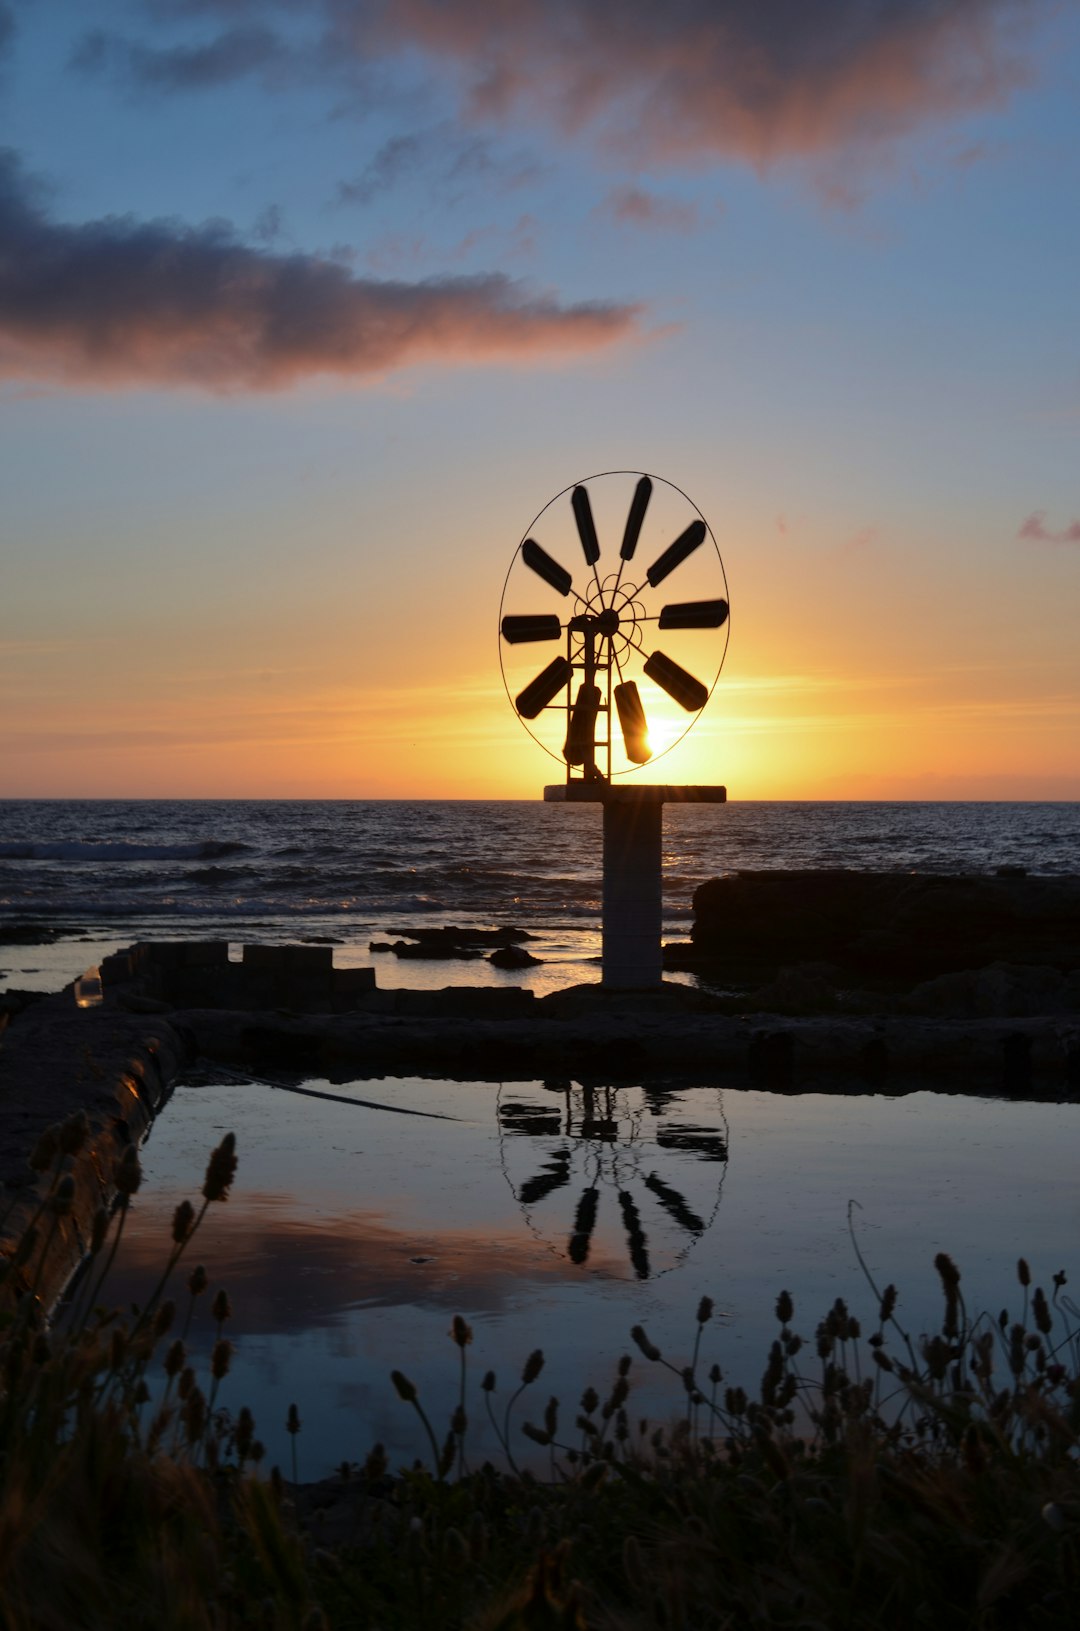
[80,3,1044,168]
[1018,512,1080,545]
[595,185,699,232]
[349,0,1041,165]
[0,152,641,391]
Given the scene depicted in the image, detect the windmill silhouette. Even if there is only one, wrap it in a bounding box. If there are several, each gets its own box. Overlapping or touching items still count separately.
[497,1081,729,1280]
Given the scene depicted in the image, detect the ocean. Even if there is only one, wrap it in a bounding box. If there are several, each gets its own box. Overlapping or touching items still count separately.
[2,798,1079,994]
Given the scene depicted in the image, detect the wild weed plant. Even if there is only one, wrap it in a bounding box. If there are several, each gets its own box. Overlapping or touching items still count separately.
[1,1120,1079,1627]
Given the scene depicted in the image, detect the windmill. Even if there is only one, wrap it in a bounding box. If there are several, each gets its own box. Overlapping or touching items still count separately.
[499,471,730,988]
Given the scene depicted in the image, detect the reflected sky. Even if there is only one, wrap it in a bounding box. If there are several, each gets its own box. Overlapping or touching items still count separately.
[102,1074,1080,1477]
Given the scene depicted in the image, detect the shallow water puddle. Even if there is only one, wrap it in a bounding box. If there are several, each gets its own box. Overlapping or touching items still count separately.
[104,1076,1080,1477]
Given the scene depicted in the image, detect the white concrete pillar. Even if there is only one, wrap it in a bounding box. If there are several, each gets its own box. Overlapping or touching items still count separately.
[602,799,663,988]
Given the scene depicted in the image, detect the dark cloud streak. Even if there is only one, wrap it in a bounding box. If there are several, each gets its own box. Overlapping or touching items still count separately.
[0,151,641,392]
[71,23,295,91]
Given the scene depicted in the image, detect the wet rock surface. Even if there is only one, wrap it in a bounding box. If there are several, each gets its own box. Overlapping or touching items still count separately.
[671,871,1080,1005]
[370,925,537,960]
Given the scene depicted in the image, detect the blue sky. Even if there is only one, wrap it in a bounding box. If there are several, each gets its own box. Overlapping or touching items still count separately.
[2,0,1078,798]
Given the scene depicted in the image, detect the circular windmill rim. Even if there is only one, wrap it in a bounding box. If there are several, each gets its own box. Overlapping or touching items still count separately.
[498,469,731,776]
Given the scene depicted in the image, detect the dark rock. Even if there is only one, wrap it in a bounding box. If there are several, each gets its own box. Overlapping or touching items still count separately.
[488,945,542,969]
[687,871,1080,990]
[0,921,78,946]
[901,963,1074,1019]
[384,924,535,948]
[745,965,836,1016]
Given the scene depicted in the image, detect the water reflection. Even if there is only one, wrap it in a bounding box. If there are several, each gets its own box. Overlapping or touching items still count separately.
[95,1075,1080,1477]
[497,1080,729,1279]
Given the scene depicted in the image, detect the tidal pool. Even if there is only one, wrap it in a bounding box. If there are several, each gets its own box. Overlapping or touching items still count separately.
[104,1075,1080,1478]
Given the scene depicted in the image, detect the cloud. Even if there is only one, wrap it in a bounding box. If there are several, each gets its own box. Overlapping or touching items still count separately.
[336,127,543,210]
[74,2,1046,167]
[1018,512,1080,545]
[595,186,699,232]
[70,22,294,91]
[337,133,427,206]
[0,150,641,391]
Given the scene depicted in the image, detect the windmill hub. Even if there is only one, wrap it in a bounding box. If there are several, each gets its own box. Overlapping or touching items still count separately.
[499,470,730,988]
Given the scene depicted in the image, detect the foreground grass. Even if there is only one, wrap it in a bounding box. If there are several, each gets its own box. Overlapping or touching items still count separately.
[2,1120,1080,1628]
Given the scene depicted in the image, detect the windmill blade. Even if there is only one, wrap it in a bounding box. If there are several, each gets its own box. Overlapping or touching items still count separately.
[501,614,564,644]
[519,1150,571,1207]
[618,1189,651,1280]
[564,683,601,765]
[658,598,728,630]
[619,475,653,560]
[567,1185,599,1265]
[614,680,652,764]
[516,656,571,719]
[645,519,707,587]
[522,538,573,596]
[571,485,601,567]
[644,650,709,712]
[644,1171,706,1235]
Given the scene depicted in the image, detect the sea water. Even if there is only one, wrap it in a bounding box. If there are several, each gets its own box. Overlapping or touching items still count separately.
[3,798,1078,992]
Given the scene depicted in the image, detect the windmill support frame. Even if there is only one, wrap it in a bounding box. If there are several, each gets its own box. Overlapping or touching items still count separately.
[543,783,726,989]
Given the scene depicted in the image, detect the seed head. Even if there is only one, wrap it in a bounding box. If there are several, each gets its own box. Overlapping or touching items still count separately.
[481,1369,496,1393]
[211,1338,234,1380]
[1017,1258,1031,1288]
[236,1406,255,1459]
[90,1207,109,1255]
[153,1300,175,1338]
[451,1315,472,1348]
[114,1145,142,1197]
[390,1370,417,1402]
[286,1402,301,1435]
[775,1290,794,1325]
[631,1325,661,1363]
[163,1339,185,1378]
[521,1348,545,1384]
[211,1289,232,1325]
[697,1296,714,1325]
[171,1199,196,1244]
[202,1132,238,1202]
[187,1264,208,1298]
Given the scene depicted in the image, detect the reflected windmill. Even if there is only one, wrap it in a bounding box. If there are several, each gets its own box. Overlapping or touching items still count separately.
[497,1081,729,1280]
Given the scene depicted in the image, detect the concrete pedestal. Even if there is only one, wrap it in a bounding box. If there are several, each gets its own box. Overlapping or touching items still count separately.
[544,782,727,989]
[601,799,663,988]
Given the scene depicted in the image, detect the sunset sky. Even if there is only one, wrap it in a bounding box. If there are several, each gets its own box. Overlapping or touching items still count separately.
[2,0,1078,800]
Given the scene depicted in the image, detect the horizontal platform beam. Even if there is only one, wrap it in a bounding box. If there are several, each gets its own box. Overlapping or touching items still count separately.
[543,783,727,806]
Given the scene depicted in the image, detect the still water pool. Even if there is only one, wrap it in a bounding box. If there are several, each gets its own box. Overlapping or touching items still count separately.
[104,1075,1080,1477]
